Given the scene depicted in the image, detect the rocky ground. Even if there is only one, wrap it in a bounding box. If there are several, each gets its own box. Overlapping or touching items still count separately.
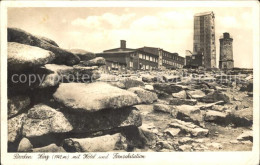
[7,27,253,152]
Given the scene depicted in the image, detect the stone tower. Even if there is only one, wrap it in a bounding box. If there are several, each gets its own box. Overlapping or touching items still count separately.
[193,11,216,68]
[219,32,234,69]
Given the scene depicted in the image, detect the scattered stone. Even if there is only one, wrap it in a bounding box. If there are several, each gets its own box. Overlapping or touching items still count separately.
[153,104,172,113]
[178,137,194,145]
[69,49,96,61]
[17,138,33,152]
[169,119,208,137]
[128,87,158,104]
[122,78,145,89]
[169,98,197,106]
[53,82,140,112]
[144,84,154,91]
[153,83,183,94]
[108,81,126,89]
[157,141,173,149]
[138,124,158,146]
[22,104,73,138]
[79,57,106,66]
[97,74,120,82]
[236,131,253,142]
[63,133,126,152]
[134,104,154,116]
[142,74,161,83]
[230,140,240,144]
[247,92,253,97]
[8,95,30,118]
[199,101,225,110]
[8,42,55,72]
[32,144,66,152]
[8,28,80,66]
[206,142,222,149]
[175,105,204,127]
[8,113,26,143]
[240,82,253,92]
[204,110,228,125]
[163,75,180,82]
[186,90,206,99]
[172,90,187,99]
[164,128,180,137]
[199,91,230,103]
[229,108,253,127]
[179,144,192,151]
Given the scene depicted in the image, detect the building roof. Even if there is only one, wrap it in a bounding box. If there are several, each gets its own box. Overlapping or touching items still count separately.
[103,47,136,53]
[194,11,214,17]
[100,50,136,54]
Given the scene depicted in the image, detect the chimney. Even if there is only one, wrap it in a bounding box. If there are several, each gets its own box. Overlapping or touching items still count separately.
[120,40,126,49]
[223,32,230,39]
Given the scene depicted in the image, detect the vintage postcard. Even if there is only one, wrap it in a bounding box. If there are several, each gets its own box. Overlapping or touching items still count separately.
[1,1,259,165]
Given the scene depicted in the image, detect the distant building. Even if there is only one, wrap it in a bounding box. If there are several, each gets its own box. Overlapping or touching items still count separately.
[138,47,185,69]
[185,50,203,68]
[97,40,185,71]
[193,11,216,68]
[219,32,234,69]
[96,40,136,71]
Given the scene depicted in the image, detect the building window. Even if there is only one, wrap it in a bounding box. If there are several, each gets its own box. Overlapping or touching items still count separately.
[139,53,142,59]
[130,61,133,68]
[146,65,149,70]
[142,54,145,59]
[192,56,195,60]
[146,55,149,60]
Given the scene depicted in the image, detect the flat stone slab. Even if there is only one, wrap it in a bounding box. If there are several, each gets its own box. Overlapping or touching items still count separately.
[8,42,55,72]
[8,28,80,66]
[53,82,140,112]
[169,98,197,106]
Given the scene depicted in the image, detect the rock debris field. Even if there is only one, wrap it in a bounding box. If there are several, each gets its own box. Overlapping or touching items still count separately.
[8,28,253,152]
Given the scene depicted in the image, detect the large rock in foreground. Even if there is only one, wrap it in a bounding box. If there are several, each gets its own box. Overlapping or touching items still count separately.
[8,42,55,72]
[8,28,80,66]
[8,113,26,143]
[63,133,127,152]
[22,104,73,138]
[32,144,66,152]
[53,82,140,112]
[8,95,30,118]
[63,107,142,133]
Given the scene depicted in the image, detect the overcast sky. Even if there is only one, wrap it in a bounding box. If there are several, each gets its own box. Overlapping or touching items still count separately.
[8,7,253,68]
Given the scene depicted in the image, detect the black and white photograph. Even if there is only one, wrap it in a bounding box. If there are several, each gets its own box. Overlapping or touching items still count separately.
[1,1,259,165]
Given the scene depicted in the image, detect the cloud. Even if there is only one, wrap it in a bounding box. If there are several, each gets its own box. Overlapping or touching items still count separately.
[71,13,135,29]
[130,11,193,31]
